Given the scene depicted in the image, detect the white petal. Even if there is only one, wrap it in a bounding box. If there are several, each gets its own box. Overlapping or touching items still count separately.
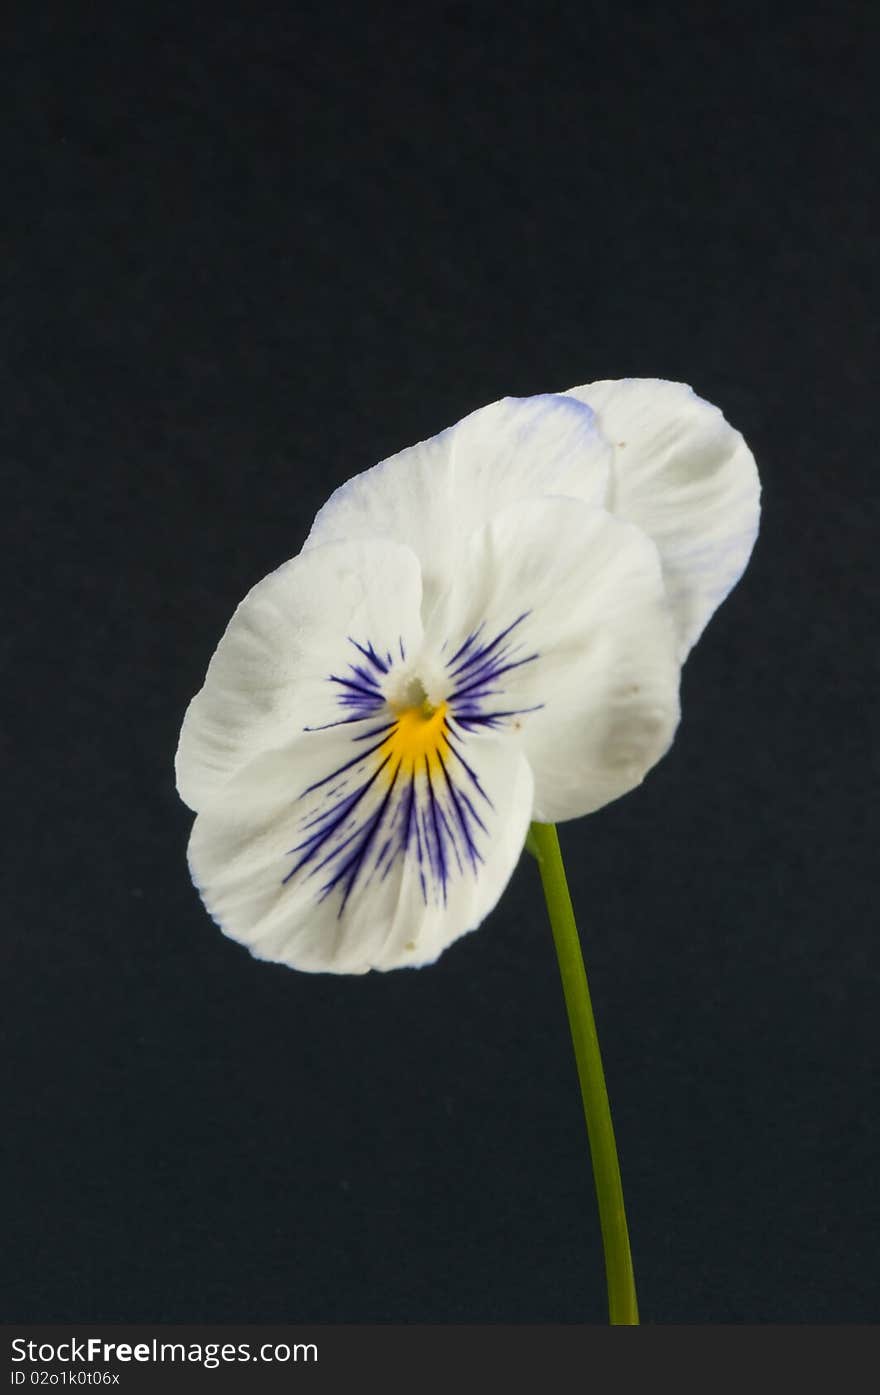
[563,378,761,658]
[175,539,424,812]
[187,715,534,974]
[305,394,610,615]
[426,496,681,822]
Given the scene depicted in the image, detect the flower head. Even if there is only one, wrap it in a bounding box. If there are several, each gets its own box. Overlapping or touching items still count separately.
[176,380,759,973]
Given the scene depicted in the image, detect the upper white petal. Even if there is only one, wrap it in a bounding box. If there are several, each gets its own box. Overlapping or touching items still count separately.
[563,378,761,658]
[426,496,681,822]
[187,714,534,975]
[175,539,424,812]
[304,394,611,616]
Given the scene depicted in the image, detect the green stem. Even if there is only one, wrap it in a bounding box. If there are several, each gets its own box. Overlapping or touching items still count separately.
[529,820,639,1326]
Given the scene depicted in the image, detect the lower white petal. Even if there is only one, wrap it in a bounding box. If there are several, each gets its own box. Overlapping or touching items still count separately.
[175,539,424,812]
[564,378,761,658]
[426,496,681,822]
[187,710,534,974]
[305,394,610,616]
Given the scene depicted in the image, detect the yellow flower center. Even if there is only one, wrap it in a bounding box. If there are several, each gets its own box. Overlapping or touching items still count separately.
[381,698,449,780]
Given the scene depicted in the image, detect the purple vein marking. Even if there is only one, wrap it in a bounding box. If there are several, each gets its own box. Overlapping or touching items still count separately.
[285,615,542,917]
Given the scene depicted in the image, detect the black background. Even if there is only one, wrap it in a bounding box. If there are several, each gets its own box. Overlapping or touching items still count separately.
[5,1,877,1324]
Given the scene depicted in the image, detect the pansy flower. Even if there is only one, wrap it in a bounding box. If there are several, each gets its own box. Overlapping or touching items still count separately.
[176,379,759,974]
